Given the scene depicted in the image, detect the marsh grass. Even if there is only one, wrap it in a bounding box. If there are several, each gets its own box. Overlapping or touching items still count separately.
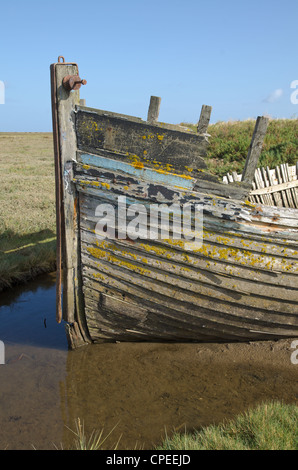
[157,402,298,450]
[182,118,298,178]
[67,419,122,450]
[65,402,297,450]
[0,133,56,290]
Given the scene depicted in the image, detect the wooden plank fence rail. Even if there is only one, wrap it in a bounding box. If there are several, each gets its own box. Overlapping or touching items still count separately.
[223,163,298,208]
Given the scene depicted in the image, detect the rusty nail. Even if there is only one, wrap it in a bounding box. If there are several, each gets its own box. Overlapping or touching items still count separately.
[62,75,87,91]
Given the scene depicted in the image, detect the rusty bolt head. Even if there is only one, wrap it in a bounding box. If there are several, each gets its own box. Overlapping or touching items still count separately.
[62,75,87,91]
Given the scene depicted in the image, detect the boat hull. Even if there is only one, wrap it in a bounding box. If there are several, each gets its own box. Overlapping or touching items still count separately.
[74,152,298,343]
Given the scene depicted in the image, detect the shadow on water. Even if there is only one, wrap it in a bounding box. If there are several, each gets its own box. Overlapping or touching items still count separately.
[0,272,67,350]
[0,272,297,450]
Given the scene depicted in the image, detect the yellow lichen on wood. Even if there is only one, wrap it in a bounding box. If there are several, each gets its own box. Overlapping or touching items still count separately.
[86,245,151,276]
[101,182,111,189]
[133,161,144,169]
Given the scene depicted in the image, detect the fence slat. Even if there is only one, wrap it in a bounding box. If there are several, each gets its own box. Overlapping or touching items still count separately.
[224,164,298,208]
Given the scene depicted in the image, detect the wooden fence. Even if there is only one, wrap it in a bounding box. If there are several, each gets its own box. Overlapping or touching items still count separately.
[223,163,298,208]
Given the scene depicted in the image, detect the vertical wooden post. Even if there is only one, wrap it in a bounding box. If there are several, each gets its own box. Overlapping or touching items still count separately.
[79,98,86,106]
[147,96,161,122]
[242,116,269,185]
[51,61,91,348]
[197,105,212,134]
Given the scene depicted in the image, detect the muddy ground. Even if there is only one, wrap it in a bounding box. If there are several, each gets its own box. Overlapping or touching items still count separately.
[0,336,297,450]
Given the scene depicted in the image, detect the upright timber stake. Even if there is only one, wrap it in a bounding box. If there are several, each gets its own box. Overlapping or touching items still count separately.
[50,57,90,348]
[242,116,269,185]
[147,96,161,122]
[197,105,212,134]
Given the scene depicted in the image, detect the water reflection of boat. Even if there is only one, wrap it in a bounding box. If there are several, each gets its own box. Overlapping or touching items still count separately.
[50,57,298,348]
[61,340,298,449]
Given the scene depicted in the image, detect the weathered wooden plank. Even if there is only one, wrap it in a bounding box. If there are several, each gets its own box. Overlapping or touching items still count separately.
[261,167,273,206]
[84,293,217,342]
[78,190,298,259]
[76,152,196,190]
[250,177,298,195]
[286,163,298,208]
[80,242,298,314]
[197,105,212,134]
[281,163,295,208]
[81,266,298,340]
[147,96,161,123]
[75,184,298,262]
[276,164,290,208]
[193,178,251,200]
[80,229,298,302]
[82,287,242,341]
[242,116,269,185]
[266,166,281,207]
[75,107,209,174]
[52,62,91,346]
[283,163,298,208]
[80,218,298,291]
[77,186,298,247]
[78,148,252,200]
[83,290,255,342]
[224,164,298,208]
[74,164,298,227]
[54,65,79,321]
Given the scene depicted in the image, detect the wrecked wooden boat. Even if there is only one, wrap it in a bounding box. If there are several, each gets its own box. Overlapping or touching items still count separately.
[50,57,298,349]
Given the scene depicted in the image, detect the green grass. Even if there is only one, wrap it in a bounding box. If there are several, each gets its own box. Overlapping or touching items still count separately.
[182,118,298,178]
[67,402,298,450]
[157,402,298,450]
[0,133,56,291]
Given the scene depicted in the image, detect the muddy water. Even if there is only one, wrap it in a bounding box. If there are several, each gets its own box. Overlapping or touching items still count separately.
[0,273,297,450]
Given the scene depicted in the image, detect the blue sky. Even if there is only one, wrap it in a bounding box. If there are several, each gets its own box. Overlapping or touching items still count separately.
[0,0,297,131]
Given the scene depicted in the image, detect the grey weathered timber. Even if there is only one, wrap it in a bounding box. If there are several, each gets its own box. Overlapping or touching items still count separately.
[75,106,209,175]
[71,148,298,343]
[52,62,91,347]
[242,116,269,185]
[75,105,257,200]
[197,105,212,134]
[72,150,298,341]
[51,59,298,348]
[224,163,298,209]
[147,96,161,122]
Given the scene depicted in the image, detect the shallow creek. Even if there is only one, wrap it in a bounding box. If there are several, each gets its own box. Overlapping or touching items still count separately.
[0,273,297,450]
